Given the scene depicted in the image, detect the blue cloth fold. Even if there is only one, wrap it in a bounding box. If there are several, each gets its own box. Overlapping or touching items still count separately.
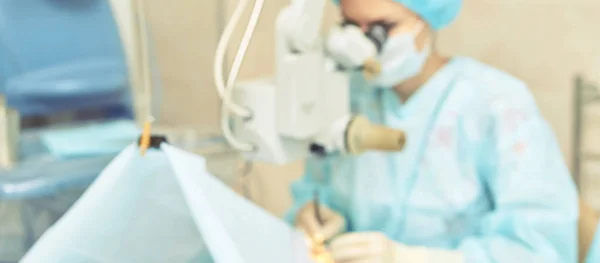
[40,120,139,158]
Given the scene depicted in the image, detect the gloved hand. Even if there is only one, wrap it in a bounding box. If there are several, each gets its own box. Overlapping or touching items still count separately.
[329,232,464,263]
[294,203,346,242]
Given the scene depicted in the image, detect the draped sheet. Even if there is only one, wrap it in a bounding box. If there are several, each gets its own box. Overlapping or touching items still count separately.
[21,144,315,263]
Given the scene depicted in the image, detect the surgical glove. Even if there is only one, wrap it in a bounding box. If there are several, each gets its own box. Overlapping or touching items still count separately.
[295,203,346,241]
[329,232,464,263]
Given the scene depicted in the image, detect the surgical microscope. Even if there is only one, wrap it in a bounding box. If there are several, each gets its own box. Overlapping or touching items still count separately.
[217,0,406,165]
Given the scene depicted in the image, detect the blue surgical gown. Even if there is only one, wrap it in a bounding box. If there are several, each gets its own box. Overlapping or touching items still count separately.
[286,57,578,262]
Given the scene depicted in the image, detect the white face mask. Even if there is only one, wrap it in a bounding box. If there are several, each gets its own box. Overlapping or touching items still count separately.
[370,24,430,88]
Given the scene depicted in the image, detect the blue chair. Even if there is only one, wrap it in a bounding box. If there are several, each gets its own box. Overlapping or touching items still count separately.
[0,0,133,261]
[0,0,131,118]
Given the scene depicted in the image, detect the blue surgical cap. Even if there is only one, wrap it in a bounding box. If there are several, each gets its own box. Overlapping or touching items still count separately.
[334,0,462,30]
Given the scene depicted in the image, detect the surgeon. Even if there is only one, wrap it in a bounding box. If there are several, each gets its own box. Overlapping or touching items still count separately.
[286,0,579,262]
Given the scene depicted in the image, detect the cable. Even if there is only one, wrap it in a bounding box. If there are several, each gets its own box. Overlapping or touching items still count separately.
[218,0,265,152]
[213,0,252,118]
[223,0,264,100]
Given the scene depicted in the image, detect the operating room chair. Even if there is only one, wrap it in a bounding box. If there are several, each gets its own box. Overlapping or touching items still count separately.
[0,0,132,168]
[0,0,132,260]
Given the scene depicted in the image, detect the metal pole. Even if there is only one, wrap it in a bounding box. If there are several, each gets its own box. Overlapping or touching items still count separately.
[573,75,583,190]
